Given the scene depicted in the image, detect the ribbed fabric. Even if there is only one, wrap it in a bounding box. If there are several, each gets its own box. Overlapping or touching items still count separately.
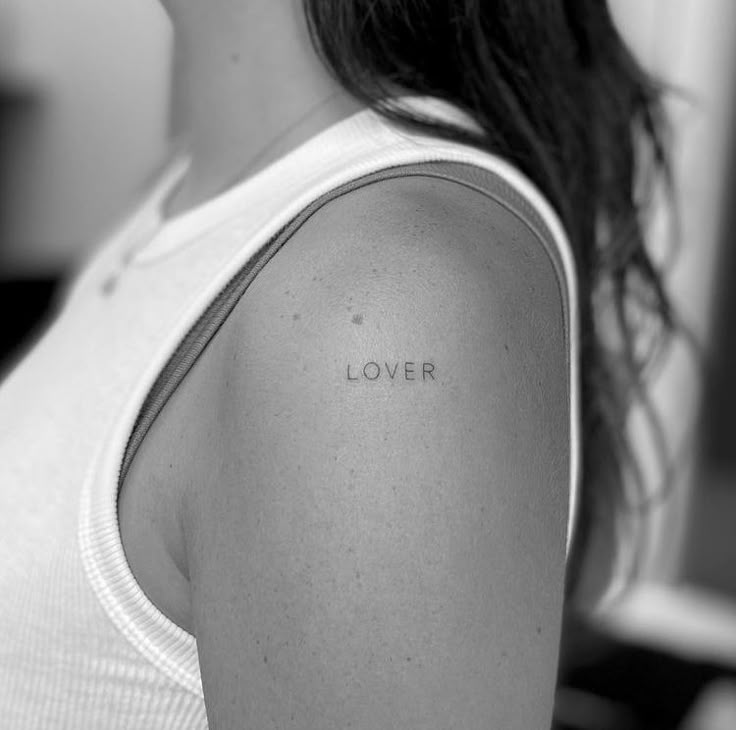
[0,95,579,728]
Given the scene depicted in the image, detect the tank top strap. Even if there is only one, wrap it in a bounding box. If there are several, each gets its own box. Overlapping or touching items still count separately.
[120,158,581,558]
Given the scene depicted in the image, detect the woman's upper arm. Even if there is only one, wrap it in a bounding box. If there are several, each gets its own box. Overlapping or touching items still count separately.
[183,176,571,729]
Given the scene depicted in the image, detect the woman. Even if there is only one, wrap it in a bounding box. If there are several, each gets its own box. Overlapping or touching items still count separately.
[0,1,674,728]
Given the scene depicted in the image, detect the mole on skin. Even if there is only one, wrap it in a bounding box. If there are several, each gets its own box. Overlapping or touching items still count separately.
[346,361,436,382]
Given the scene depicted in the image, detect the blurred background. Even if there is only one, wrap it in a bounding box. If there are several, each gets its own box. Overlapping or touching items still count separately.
[1,0,735,727]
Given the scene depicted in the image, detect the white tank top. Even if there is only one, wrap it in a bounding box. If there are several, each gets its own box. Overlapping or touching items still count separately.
[0,96,580,727]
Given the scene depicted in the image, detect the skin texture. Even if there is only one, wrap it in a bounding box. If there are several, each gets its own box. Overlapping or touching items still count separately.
[152,2,570,727]
[117,0,365,634]
[178,175,570,729]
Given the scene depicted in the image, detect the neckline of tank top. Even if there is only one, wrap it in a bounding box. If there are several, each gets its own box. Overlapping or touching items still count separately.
[126,94,485,266]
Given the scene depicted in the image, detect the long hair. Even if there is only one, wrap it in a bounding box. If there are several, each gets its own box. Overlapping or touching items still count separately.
[302,0,681,607]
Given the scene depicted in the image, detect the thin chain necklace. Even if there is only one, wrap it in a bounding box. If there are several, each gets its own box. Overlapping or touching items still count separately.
[100,89,346,297]
[163,88,346,221]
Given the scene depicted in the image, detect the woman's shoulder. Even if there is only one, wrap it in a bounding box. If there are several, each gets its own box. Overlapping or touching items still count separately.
[179,170,572,494]
[180,169,572,727]
[294,167,570,315]
[243,174,567,338]
[233,170,570,382]
[203,169,572,468]
[184,166,573,574]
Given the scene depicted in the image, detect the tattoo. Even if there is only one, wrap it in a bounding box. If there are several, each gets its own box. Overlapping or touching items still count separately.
[346,361,436,382]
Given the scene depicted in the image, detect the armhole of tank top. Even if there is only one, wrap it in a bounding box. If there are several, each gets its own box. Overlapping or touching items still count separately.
[78,157,580,697]
[119,159,581,560]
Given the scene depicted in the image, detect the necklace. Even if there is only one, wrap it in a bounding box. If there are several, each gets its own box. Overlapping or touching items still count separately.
[100,89,347,297]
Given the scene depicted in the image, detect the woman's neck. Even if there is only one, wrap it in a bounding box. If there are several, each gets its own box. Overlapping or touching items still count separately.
[163,0,366,219]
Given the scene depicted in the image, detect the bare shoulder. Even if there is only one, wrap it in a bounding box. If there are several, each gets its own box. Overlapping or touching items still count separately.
[184,174,571,729]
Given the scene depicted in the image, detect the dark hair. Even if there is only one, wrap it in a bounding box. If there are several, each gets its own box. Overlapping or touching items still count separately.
[303,0,683,607]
